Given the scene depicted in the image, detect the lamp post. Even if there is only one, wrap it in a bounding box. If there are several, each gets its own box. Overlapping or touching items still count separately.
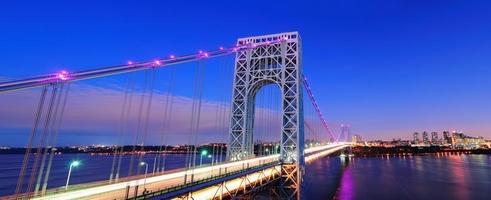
[207,154,213,164]
[140,162,149,192]
[265,148,269,155]
[65,160,80,190]
[200,150,208,166]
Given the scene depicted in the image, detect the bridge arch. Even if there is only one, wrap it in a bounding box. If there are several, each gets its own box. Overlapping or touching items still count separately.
[245,79,282,157]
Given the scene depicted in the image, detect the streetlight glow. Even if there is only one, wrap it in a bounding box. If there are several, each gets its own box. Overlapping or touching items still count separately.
[65,160,81,190]
[71,160,80,167]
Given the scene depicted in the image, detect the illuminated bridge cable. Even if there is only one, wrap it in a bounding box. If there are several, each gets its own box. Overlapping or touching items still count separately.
[26,83,59,195]
[109,74,133,183]
[164,68,177,172]
[191,60,206,182]
[184,59,205,186]
[137,68,157,176]
[116,74,136,182]
[303,75,334,141]
[41,83,70,194]
[218,56,230,164]
[156,68,175,173]
[212,63,221,166]
[15,85,48,196]
[34,83,65,195]
[217,90,226,163]
[128,70,150,177]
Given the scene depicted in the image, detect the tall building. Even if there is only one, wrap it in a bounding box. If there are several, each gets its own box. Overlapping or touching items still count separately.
[413,132,420,144]
[431,132,438,144]
[352,134,362,143]
[443,131,452,144]
[451,131,485,149]
[422,131,429,144]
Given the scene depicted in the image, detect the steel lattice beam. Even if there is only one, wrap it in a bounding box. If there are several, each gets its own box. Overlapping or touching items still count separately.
[227,32,304,199]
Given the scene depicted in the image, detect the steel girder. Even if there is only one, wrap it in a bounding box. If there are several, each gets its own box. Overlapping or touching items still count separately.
[227,32,304,199]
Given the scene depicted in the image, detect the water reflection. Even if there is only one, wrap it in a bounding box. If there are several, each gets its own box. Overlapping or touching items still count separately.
[449,155,469,199]
[337,162,354,200]
[304,154,491,200]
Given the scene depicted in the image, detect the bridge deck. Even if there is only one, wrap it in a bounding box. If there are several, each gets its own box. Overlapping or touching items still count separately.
[5,143,349,200]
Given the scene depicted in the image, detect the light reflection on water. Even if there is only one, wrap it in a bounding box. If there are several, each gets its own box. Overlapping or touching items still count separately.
[0,154,490,199]
[318,155,491,200]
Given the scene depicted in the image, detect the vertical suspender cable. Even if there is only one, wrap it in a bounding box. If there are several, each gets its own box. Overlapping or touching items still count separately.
[15,85,48,196]
[41,83,70,194]
[184,59,205,186]
[185,60,200,184]
[159,68,176,173]
[34,83,64,195]
[26,83,59,195]
[116,74,136,182]
[109,74,133,183]
[137,68,156,176]
[128,70,149,177]
[191,60,205,182]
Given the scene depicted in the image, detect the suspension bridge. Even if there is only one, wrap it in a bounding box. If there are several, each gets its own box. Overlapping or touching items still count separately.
[0,32,352,200]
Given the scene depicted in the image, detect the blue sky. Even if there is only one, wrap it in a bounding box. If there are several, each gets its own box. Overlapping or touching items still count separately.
[1,0,491,146]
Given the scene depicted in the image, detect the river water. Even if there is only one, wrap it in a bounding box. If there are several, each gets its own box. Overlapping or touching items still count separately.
[1,154,490,199]
[304,154,491,199]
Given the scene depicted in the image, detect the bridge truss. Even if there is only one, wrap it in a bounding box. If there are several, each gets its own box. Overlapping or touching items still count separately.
[228,32,304,199]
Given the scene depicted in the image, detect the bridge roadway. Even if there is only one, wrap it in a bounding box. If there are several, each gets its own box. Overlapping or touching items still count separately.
[21,143,349,200]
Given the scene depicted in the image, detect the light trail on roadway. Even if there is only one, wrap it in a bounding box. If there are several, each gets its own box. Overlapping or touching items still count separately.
[20,143,349,200]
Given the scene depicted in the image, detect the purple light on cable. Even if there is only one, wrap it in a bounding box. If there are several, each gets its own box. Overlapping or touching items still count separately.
[128,61,133,65]
[170,55,175,59]
[203,52,209,57]
[57,70,69,81]
[219,46,224,50]
[154,60,161,65]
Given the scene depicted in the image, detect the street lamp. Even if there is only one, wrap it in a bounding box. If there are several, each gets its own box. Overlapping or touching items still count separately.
[140,162,149,192]
[65,160,80,190]
[265,148,269,155]
[200,150,208,166]
[208,154,213,166]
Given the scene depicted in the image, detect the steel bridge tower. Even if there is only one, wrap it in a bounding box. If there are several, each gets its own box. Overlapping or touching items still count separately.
[227,32,304,199]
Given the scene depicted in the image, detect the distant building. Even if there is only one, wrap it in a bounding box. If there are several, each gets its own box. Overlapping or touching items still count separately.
[451,132,485,149]
[451,132,465,148]
[391,138,411,147]
[431,132,438,144]
[443,131,452,144]
[352,134,362,143]
[422,131,429,144]
[413,132,420,144]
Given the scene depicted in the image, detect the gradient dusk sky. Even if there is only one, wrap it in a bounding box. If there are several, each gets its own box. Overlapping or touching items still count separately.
[1,0,491,146]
